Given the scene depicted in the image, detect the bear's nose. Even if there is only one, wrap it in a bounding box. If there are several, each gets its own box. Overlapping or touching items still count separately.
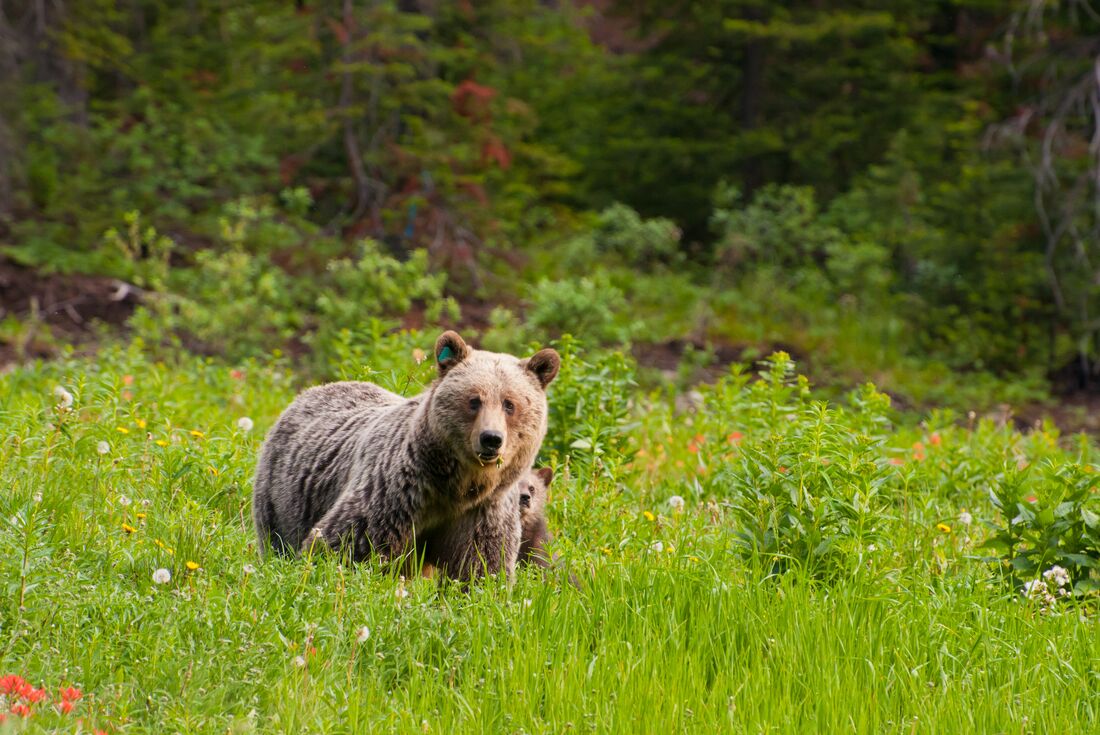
[519,493,531,508]
[479,430,504,452]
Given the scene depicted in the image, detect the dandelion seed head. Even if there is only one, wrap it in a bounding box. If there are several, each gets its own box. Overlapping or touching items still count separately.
[668,495,685,512]
[96,441,110,455]
[293,655,307,668]
[53,386,73,408]
[243,564,256,575]
[650,541,664,553]
[958,510,972,526]
[118,495,131,507]
[237,416,254,432]
[152,568,171,585]
[356,626,371,644]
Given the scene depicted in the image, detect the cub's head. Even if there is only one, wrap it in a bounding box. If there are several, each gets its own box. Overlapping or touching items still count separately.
[519,467,553,521]
[430,330,560,472]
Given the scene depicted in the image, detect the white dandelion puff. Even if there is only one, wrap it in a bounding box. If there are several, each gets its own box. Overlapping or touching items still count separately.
[667,495,685,512]
[152,568,171,585]
[33,492,42,503]
[958,510,973,526]
[243,564,256,575]
[293,655,307,668]
[117,495,131,507]
[96,441,110,455]
[356,626,371,644]
[650,541,664,553]
[237,416,254,432]
[53,386,74,408]
[395,586,410,601]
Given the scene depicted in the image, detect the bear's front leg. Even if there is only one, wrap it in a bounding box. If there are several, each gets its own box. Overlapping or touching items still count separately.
[301,489,415,563]
[425,490,522,581]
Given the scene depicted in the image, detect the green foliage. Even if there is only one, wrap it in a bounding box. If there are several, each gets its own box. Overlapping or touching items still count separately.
[540,336,638,468]
[983,461,1100,597]
[0,339,1097,731]
[718,355,894,578]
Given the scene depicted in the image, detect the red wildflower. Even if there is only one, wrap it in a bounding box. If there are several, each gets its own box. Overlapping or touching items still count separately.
[19,684,47,702]
[929,432,942,446]
[0,675,26,694]
[122,374,134,386]
[1026,495,1038,503]
[727,431,744,444]
[777,466,788,474]
[687,442,700,455]
[889,457,904,466]
[912,442,926,461]
[59,700,74,715]
[10,703,31,718]
[59,686,82,702]
[230,369,244,380]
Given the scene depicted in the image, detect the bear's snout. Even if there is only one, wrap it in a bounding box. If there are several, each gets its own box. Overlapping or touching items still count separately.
[477,430,504,458]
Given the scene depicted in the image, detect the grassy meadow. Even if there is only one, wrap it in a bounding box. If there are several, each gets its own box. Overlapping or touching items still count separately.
[0,338,1096,734]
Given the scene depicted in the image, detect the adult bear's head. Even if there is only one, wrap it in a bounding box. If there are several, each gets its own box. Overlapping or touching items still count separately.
[429,330,559,478]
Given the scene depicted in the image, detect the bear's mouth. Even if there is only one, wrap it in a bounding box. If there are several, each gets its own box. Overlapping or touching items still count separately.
[476,451,502,466]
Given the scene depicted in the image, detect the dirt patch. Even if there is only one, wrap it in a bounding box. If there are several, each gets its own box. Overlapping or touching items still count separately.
[0,256,137,367]
[634,337,807,383]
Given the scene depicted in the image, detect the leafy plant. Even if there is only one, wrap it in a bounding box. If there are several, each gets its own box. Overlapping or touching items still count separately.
[983,462,1100,597]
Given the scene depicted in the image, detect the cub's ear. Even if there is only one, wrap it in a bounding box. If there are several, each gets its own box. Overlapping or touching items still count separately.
[434,331,470,376]
[535,467,554,487]
[524,348,560,389]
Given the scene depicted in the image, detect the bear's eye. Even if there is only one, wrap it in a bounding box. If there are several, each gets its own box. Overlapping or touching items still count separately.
[469,397,482,411]
[503,399,515,415]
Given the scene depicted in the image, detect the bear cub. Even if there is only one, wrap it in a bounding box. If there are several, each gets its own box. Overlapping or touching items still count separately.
[517,467,554,568]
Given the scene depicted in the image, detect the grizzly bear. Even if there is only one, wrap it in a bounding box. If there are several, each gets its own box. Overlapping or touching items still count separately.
[251,330,560,579]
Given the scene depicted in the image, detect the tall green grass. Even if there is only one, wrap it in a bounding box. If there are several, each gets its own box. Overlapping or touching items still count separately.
[0,342,1095,733]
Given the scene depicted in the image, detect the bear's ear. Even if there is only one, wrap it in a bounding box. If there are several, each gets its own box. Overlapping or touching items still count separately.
[434,331,470,376]
[535,467,554,487]
[524,348,560,389]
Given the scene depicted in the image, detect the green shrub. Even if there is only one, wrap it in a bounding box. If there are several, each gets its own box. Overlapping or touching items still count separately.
[541,336,638,470]
[982,461,1100,598]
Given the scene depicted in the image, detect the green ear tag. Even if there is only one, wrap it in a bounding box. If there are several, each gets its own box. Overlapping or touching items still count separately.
[438,345,454,362]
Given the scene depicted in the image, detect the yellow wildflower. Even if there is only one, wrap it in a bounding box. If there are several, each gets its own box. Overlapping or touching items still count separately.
[208,466,219,476]
[185,561,200,571]
[135,512,147,520]
[600,547,612,556]
[136,418,147,429]
[936,523,951,533]
[122,523,137,534]
[116,427,130,434]
[643,511,656,522]
[189,430,205,439]
[155,440,169,447]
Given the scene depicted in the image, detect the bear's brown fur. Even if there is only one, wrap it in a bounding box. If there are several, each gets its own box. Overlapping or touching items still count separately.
[251,330,559,580]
